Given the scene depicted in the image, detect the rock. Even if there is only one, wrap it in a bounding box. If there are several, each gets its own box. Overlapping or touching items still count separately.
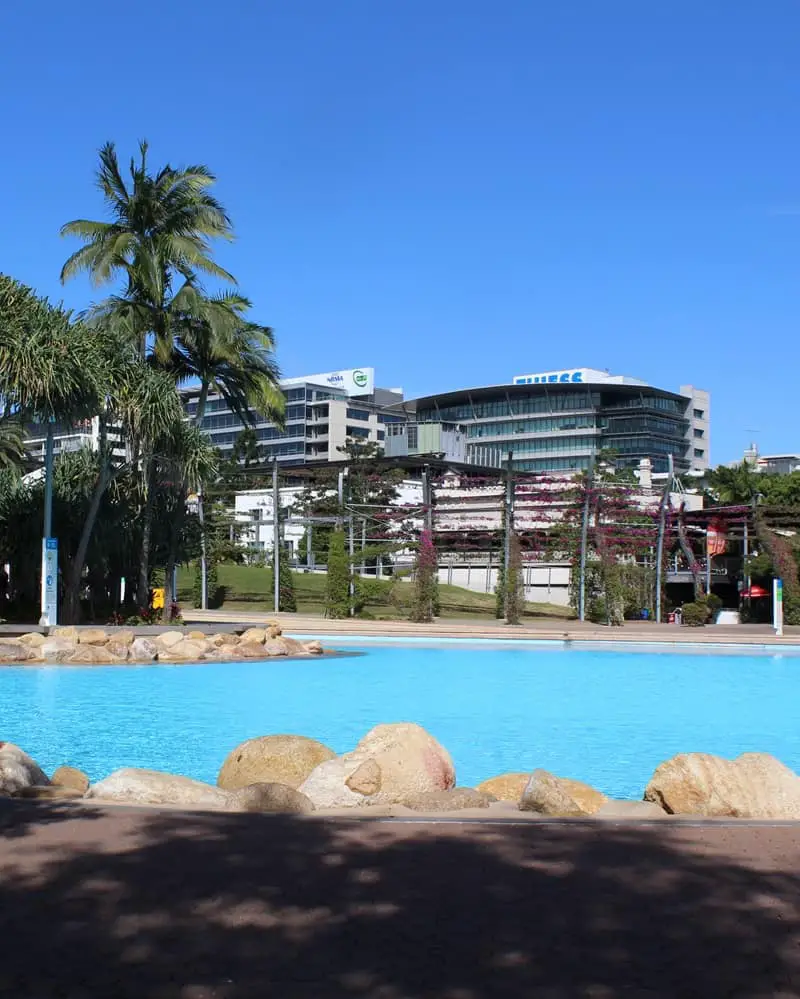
[156,630,185,650]
[51,765,90,794]
[240,627,266,645]
[644,752,800,819]
[300,723,456,809]
[280,636,310,656]
[78,628,109,646]
[188,631,207,641]
[0,742,50,795]
[520,770,608,817]
[18,632,46,648]
[130,637,158,662]
[68,645,120,665]
[265,621,282,638]
[596,800,667,819]
[237,642,268,659]
[304,640,324,655]
[158,639,206,662]
[402,788,494,811]
[52,626,79,643]
[346,759,382,795]
[112,629,136,646]
[104,641,130,661]
[211,632,238,647]
[86,768,231,809]
[264,639,289,656]
[0,640,30,663]
[228,782,314,814]
[476,773,530,802]
[218,735,336,791]
[16,785,85,800]
[36,640,74,663]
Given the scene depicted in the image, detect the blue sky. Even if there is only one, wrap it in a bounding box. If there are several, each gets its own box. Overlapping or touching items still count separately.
[2,1,798,464]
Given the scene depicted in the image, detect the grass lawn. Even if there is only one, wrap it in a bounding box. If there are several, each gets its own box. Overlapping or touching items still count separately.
[176,563,573,621]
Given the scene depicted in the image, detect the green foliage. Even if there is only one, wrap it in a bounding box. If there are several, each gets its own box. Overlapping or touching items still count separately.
[702,593,723,618]
[325,530,351,619]
[504,531,524,625]
[192,560,220,609]
[588,596,608,624]
[681,602,708,627]
[274,545,296,612]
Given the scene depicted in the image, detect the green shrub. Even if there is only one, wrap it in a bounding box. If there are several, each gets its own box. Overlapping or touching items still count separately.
[681,602,708,627]
[588,597,608,624]
[325,530,351,619]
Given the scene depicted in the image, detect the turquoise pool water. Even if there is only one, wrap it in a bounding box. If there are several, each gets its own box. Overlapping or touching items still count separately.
[2,640,799,798]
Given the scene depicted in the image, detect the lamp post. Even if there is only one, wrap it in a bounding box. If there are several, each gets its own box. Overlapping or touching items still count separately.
[38,418,57,627]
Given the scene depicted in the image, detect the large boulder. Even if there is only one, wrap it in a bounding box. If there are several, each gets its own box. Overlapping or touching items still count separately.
[305,640,324,655]
[264,639,289,656]
[476,773,530,802]
[402,788,494,811]
[156,630,185,650]
[265,621,282,638]
[86,768,231,809]
[52,626,79,644]
[237,642,268,659]
[130,637,158,662]
[211,633,238,647]
[187,631,207,642]
[239,627,266,645]
[0,742,50,795]
[111,629,136,647]
[18,632,46,648]
[35,640,74,663]
[0,641,30,663]
[158,639,206,662]
[300,723,455,809]
[218,735,336,791]
[67,645,121,665]
[644,752,800,818]
[78,628,109,646]
[104,640,131,662]
[229,782,314,814]
[520,770,608,817]
[51,765,90,794]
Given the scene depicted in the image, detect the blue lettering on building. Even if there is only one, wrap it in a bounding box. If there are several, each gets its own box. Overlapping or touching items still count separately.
[513,371,584,386]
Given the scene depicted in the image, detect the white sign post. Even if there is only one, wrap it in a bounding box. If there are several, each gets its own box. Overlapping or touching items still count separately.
[773,577,783,637]
[42,537,58,627]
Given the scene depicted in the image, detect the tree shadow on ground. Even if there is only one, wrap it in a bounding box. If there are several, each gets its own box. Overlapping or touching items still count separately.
[0,802,799,998]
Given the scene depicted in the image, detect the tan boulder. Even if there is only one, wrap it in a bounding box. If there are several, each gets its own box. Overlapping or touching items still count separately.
[53,626,79,643]
[111,629,136,646]
[130,637,158,662]
[104,641,131,662]
[156,630,185,650]
[18,632,46,648]
[264,638,289,656]
[68,645,122,665]
[211,632,238,647]
[86,768,231,809]
[0,640,30,663]
[402,788,494,811]
[158,639,206,662]
[188,630,207,641]
[51,765,90,794]
[218,735,336,791]
[228,782,314,814]
[237,642,268,659]
[476,773,530,802]
[345,759,382,795]
[280,636,310,656]
[78,628,109,646]
[240,627,266,645]
[36,640,74,663]
[520,770,608,817]
[265,620,282,637]
[304,640,324,655]
[644,752,800,818]
[300,722,456,809]
[0,742,50,795]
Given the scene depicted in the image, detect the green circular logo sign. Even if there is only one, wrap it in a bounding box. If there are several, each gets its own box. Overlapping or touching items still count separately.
[353,369,368,388]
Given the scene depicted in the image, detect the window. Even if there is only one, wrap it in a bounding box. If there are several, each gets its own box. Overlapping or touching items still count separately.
[693,428,704,438]
[694,448,705,459]
[693,408,705,419]
[377,430,385,441]
[378,413,405,424]
[346,407,370,421]
[346,426,370,439]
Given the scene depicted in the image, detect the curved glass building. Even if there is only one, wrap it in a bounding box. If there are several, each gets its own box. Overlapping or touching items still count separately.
[397,368,709,474]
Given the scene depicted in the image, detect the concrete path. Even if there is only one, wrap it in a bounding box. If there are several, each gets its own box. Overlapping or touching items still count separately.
[0,801,798,997]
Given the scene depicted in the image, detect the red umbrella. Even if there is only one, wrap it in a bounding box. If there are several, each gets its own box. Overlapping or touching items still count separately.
[740,585,770,598]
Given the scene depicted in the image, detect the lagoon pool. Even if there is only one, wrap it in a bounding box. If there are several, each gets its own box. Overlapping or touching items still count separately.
[2,639,799,798]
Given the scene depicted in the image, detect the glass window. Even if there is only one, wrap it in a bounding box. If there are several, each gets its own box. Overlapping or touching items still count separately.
[694,447,705,458]
[346,408,371,421]
[693,428,704,438]
[693,408,705,419]
[346,426,370,439]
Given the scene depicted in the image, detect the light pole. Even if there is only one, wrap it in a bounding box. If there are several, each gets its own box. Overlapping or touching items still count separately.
[39,419,57,627]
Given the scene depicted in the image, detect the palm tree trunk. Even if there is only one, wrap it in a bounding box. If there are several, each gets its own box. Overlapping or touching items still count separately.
[138,457,156,608]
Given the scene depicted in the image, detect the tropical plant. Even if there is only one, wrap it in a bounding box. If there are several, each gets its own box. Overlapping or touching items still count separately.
[504,530,524,625]
[409,529,438,623]
[325,529,351,619]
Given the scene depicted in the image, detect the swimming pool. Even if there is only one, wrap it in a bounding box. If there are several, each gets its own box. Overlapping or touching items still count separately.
[2,639,799,798]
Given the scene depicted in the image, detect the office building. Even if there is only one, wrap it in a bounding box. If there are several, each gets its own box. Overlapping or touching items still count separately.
[392,367,710,474]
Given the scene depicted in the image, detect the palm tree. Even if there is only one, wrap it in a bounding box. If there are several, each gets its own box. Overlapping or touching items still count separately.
[61,141,236,358]
[0,421,24,471]
[705,463,760,506]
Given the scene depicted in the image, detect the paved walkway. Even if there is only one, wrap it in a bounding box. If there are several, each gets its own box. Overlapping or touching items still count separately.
[0,801,798,998]
[185,609,800,645]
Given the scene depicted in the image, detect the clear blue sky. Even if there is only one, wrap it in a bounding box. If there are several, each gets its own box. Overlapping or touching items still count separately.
[2,1,798,464]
